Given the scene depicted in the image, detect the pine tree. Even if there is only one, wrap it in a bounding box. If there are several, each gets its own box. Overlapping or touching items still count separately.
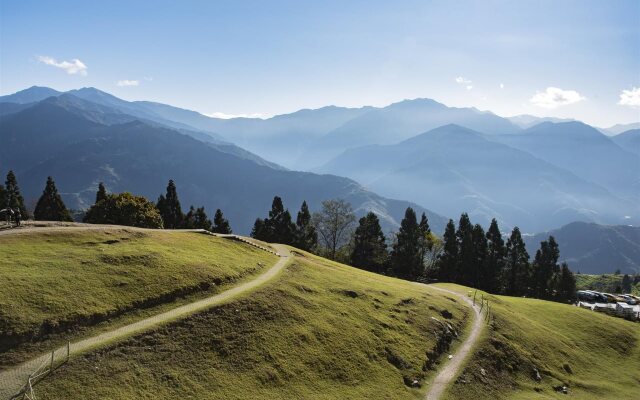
[0,184,7,210]
[471,224,488,289]
[418,212,431,265]
[5,171,29,219]
[390,207,422,279]
[212,208,231,234]
[183,206,197,229]
[556,263,576,303]
[350,212,388,273]
[251,196,295,244]
[456,213,475,286]
[485,219,505,293]
[437,219,458,282]
[33,177,73,221]
[504,227,530,296]
[294,201,317,251]
[96,182,108,204]
[532,236,560,299]
[157,180,184,229]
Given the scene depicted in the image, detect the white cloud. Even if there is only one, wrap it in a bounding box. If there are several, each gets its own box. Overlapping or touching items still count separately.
[37,56,87,76]
[618,87,640,107]
[529,87,585,108]
[205,112,267,120]
[466,85,473,91]
[116,80,139,87]
[500,83,504,89]
[455,76,472,85]
[143,76,153,81]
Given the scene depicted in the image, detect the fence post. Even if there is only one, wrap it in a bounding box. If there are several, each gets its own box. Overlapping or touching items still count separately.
[50,350,55,371]
[473,290,477,306]
[479,299,485,313]
[67,340,70,361]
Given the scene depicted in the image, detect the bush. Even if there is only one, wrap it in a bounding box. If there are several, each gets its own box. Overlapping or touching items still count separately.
[83,192,163,228]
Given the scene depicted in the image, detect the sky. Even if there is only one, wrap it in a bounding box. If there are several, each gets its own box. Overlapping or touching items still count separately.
[1,0,639,127]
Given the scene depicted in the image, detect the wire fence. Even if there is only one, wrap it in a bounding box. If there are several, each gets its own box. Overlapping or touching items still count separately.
[0,342,69,400]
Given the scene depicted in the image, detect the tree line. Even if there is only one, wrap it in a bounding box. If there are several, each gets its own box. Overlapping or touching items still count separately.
[1,171,577,303]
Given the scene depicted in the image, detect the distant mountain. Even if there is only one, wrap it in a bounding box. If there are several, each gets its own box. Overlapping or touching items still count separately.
[0,95,446,234]
[295,99,521,169]
[524,222,640,274]
[0,86,61,104]
[612,129,640,156]
[317,124,635,232]
[507,114,575,129]
[603,122,640,136]
[493,121,640,203]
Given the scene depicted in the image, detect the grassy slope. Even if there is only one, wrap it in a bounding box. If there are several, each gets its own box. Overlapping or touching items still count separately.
[36,251,471,399]
[575,273,640,295]
[0,228,276,366]
[439,284,640,400]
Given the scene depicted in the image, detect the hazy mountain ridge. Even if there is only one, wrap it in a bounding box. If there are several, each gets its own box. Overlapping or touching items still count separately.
[317,124,636,232]
[524,221,640,274]
[0,93,446,234]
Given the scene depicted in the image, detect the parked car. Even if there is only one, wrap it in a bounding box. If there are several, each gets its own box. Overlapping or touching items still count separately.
[619,295,638,305]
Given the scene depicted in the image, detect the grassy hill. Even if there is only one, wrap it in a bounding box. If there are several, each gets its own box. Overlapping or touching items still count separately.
[26,246,471,399]
[441,284,640,400]
[0,226,277,367]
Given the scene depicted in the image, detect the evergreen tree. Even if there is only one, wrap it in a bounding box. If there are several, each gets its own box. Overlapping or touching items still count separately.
[212,208,231,234]
[0,184,7,210]
[390,207,422,279]
[5,171,28,219]
[532,236,560,299]
[33,177,73,221]
[350,212,388,273]
[96,182,108,204]
[456,213,475,286]
[294,201,317,251]
[471,224,488,289]
[485,219,506,293]
[157,180,184,229]
[418,212,431,265]
[183,206,197,229]
[251,196,295,244]
[504,227,530,296]
[436,219,458,282]
[556,263,576,303]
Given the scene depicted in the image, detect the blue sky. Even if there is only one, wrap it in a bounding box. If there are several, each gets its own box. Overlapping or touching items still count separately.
[1,0,638,127]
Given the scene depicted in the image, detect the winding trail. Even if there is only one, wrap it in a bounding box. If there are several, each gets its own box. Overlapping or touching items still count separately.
[423,285,484,400]
[0,229,290,400]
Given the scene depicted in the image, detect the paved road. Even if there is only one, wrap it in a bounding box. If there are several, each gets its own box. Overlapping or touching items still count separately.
[0,229,290,400]
[423,285,484,400]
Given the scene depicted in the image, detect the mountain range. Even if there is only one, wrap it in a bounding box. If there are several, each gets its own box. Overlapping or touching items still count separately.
[0,89,446,234]
[1,85,638,237]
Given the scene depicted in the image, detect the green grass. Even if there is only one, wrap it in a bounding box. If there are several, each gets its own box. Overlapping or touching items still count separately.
[35,251,471,399]
[439,284,640,400]
[0,228,276,366]
[575,273,640,295]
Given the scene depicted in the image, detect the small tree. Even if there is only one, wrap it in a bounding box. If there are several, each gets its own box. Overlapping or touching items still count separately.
[557,263,576,303]
[96,182,108,204]
[294,201,317,251]
[212,208,232,234]
[485,219,505,293]
[33,177,73,221]
[5,170,29,219]
[83,192,163,228]
[251,196,295,244]
[350,212,388,272]
[157,180,184,229]
[622,274,632,293]
[390,207,422,280]
[504,227,530,296]
[436,219,458,282]
[313,199,356,260]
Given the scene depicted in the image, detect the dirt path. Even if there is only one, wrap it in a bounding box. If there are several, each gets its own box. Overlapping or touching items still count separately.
[424,285,484,400]
[0,235,290,400]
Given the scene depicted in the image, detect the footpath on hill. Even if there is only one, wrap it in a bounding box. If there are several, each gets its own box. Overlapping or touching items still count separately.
[0,226,290,400]
[422,285,484,400]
